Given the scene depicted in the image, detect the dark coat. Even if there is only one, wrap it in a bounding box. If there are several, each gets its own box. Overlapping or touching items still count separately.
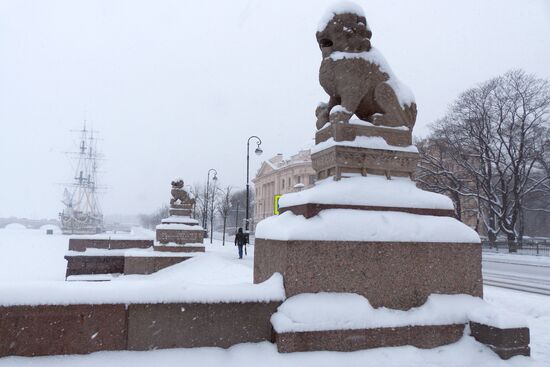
[235,232,247,246]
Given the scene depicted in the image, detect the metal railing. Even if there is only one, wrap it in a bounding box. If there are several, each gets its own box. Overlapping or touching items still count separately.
[481,240,550,256]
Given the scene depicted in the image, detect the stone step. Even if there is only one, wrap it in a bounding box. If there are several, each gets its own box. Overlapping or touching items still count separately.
[65,252,194,278]
[469,321,530,360]
[275,324,465,353]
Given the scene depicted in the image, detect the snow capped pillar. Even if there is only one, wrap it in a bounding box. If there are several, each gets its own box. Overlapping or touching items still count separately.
[154,179,205,252]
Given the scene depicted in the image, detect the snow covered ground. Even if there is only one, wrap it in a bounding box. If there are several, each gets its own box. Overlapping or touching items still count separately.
[0,227,548,366]
[0,226,68,281]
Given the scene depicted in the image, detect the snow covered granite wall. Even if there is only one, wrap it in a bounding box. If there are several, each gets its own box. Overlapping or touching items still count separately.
[0,275,285,357]
[127,302,279,350]
[0,301,281,357]
[0,304,128,356]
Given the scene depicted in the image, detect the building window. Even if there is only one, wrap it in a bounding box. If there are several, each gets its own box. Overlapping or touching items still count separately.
[309,175,316,185]
[295,176,301,184]
[282,179,285,189]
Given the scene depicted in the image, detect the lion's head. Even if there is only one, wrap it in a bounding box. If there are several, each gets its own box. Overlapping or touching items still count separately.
[171,179,184,189]
[316,13,372,58]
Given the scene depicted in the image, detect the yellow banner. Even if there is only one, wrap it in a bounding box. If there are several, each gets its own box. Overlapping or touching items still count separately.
[273,195,282,215]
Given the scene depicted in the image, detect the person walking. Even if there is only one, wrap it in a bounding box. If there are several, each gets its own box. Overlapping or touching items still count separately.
[234,227,247,259]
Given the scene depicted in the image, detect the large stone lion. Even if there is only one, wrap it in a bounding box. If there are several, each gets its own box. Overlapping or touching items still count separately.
[315,11,417,130]
[170,179,194,206]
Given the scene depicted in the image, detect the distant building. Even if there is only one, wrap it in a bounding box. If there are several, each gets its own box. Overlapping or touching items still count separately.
[252,150,316,229]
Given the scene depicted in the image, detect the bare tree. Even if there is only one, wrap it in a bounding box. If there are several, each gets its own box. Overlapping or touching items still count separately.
[418,70,550,250]
[217,186,233,246]
[229,189,248,231]
[417,138,473,223]
[138,205,170,230]
[189,183,207,228]
[208,180,219,242]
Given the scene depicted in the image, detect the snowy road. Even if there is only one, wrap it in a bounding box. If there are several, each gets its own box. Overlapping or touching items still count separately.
[482,253,550,295]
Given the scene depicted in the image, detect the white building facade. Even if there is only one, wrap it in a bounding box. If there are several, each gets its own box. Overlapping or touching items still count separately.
[252,150,316,229]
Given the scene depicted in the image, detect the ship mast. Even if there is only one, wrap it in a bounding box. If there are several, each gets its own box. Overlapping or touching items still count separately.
[59,121,104,234]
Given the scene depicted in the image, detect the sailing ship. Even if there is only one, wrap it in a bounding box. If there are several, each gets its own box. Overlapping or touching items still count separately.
[59,123,104,234]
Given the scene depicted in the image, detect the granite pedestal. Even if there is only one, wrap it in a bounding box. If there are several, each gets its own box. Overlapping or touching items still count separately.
[254,239,482,310]
[154,182,205,250]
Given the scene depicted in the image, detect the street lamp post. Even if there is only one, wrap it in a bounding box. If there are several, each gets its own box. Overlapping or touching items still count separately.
[204,168,217,239]
[246,136,263,232]
[209,181,217,244]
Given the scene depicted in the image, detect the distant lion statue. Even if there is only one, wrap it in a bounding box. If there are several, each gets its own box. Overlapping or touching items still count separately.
[315,10,417,130]
[170,179,194,206]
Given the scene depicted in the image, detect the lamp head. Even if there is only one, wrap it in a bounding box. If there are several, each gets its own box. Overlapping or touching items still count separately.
[255,147,263,156]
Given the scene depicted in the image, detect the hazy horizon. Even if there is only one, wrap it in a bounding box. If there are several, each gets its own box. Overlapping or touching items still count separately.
[1,0,549,219]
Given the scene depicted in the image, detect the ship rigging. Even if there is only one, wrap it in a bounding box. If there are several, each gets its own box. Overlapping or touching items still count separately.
[59,123,104,234]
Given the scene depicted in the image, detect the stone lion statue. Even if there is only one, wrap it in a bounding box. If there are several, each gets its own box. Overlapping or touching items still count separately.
[170,179,194,206]
[315,10,417,130]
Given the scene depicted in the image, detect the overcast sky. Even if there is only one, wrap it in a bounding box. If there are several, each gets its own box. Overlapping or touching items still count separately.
[1,0,549,219]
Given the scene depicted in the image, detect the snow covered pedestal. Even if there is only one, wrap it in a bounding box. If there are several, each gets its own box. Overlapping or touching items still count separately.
[155,222,204,251]
[255,237,480,308]
[254,177,483,309]
[154,180,205,252]
[252,140,532,356]
[312,122,419,180]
